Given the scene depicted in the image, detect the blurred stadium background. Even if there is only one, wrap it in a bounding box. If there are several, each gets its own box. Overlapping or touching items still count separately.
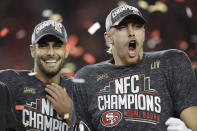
[0,0,197,76]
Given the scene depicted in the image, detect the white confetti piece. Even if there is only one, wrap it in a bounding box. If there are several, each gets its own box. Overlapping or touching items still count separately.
[88,22,101,35]
[71,78,85,83]
[28,72,37,76]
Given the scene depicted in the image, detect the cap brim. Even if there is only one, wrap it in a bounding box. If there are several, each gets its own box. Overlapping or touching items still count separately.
[113,13,146,26]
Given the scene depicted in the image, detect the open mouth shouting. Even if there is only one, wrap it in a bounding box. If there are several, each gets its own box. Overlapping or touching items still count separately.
[128,40,137,58]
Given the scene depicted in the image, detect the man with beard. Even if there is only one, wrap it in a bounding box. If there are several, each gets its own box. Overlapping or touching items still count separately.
[0,81,17,131]
[0,20,72,131]
[72,5,197,131]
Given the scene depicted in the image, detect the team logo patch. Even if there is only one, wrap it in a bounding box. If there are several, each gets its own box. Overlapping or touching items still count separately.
[24,87,36,94]
[54,25,62,34]
[101,110,122,127]
[133,10,140,15]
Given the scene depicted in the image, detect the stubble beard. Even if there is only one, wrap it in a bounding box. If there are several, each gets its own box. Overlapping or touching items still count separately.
[36,58,64,78]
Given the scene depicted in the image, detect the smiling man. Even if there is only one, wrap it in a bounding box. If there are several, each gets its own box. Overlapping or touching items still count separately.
[72,5,197,131]
[0,20,72,131]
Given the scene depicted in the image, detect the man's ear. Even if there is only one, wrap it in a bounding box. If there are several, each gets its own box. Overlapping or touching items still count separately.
[30,44,35,58]
[104,32,113,45]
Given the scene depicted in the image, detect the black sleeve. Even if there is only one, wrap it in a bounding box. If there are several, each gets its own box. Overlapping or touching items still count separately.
[71,68,96,130]
[166,50,197,116]
[0,82,17,131]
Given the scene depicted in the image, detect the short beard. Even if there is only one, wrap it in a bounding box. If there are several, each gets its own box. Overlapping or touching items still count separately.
[37,59,64,78]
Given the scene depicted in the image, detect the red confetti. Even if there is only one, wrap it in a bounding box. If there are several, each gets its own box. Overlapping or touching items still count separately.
[176,40,188,50]
[83,53,96,64]
[69,46,84,57]
[151,29,160,39]
[83,21,93,29]
[16,30,26,39]
[188,49,195,58]
[175,0,184,2]
[66,34,79,48]
[0,28,9,37]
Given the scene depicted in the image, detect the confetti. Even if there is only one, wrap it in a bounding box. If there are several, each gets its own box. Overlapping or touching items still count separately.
[147,39,157,49]
[148,1,168,13]
[117,1,127,6]
[67,34,79,48]
[176,40,188,50]
[16,30,26,39]
[151,29,161,39]
[28,72,37,76]
[175,0,185,2]
[83,53,96,64]
[63,113,69,119]
[0,28,9,37]
[15,105,24,110]
[188,49,195,58]
[69,46,84,57]
[49,13,62,21]
[42,9,53,18]
[88,22,101,35]
[186,7,192,18]
[71,78,85,83]
[138,0,149,9]
[83,21,93,29]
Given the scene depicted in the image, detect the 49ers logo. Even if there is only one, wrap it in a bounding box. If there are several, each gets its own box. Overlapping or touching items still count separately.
[101,110,122,127]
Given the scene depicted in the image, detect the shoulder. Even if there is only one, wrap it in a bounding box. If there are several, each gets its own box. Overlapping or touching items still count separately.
[162,49,187,58]
[162,49,190,65]
[145,49,185,57]
[0,69,30,75]
[145,49,189,62]
[0,69,16,75]
[0,69,31,83]
[0,69,19,81]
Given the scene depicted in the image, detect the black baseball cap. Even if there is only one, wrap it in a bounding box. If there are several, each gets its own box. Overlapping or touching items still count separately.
[105,5,146,31]
[31,20,67,44]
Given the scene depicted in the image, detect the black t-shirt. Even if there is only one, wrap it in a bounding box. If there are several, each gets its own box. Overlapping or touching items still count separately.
[72,49,197,131]
[0,81,17,131]
[0,70,73,131]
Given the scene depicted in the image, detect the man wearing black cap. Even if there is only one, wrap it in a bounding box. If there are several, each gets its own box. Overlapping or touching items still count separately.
[72,5,197,130]
[0,20,72,131]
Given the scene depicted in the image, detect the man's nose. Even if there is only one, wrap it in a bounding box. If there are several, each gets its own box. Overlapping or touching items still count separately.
[128,24,135,37]
[47,45,55,56]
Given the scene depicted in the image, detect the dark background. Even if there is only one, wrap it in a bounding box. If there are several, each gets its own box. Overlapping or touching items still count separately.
[0,0,196,75]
